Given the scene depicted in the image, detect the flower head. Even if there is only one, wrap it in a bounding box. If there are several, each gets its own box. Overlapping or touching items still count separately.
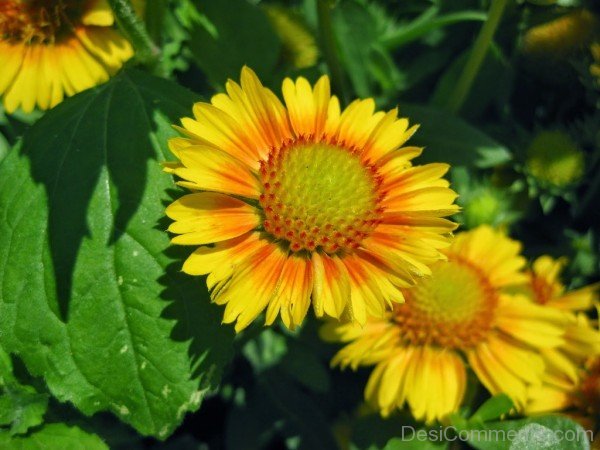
[456,178,518,230]
[525,255,599,311]
[523,256,600,414]
[321,226,570,423]
[0,0,137,113]
[165,67,458,332]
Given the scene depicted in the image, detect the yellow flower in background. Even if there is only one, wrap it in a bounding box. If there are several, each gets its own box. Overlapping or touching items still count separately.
[578,358,600,416]
[525,314,598,415]
[524,256,600,414]
[526,130,585,188]
[591,43,600,80]
[165,67,458,332]
[526,256,598,311]
[0,0,137,113]
[264,4,318,69]
[321,226,570,423]
[522,9,599,60]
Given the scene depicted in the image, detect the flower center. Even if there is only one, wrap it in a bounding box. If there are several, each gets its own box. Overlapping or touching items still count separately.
[258,140,383,254]
[0,0,85,44]
[393,258,498,349]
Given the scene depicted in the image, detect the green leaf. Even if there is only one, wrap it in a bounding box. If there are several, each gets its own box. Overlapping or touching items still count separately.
[0,347,48,435]
[0,132,8,164]
[0,69,234,439]
[242,329,288,373]
[384,435,448,450]
[469,395,514,424]
[280,340,330,394]
[400,103,512,168]
[430,44,512,119]
[226,369,337,450]
[465,415,591,450]
[0,423,108,449]
[187,0,282,88]
[332,0,380,97]
[350,413,419,450]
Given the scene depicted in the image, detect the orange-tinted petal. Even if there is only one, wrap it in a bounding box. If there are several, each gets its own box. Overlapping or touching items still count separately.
[166,192,260,245]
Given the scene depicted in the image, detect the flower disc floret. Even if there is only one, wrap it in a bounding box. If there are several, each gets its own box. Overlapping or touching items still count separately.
[259,140,383,253]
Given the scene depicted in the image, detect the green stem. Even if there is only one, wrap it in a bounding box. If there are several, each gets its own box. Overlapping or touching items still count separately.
[382,10,488,50]
[108,0,160,66]
[316,0,348,103]
[445,0,509,114]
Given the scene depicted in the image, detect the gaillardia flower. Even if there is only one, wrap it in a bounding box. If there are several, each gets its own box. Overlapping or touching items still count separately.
[165,67,458,332]
[321,226,570,423]
[0,0,136,113]
[525,256,598,312]
[524,256,600,414]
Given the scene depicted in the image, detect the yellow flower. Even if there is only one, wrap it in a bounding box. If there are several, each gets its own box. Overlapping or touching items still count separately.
[526,256,598,311]
[164,67,459,332]
[321,226,569,423]
[524,256,600,414]
[522,9,599,60]
[264,4,318,69]
[591,42,600,80]
[0,0,136,113]
[526,130,585,188]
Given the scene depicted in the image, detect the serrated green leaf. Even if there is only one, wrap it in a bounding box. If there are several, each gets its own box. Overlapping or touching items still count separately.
[0,69,234,439]
[465,415,591,450]
[0,423,108,450]
[400,103,512,168]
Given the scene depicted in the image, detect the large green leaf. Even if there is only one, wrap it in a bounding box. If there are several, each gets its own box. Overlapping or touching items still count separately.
[400,103,512,169]
[0,423,108,449]
[0,70,234,439]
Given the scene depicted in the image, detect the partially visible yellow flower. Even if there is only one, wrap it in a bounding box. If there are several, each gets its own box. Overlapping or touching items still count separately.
[522,9,599,60]
[526,131,585,188]
[591,42,600,80]
[165,67,459,332]
[321,226,570,423]
[526,256,599,311]
[579,358,600,416]
[524,256,600,414]
[0,0,138,113]
[264,4,318,69]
